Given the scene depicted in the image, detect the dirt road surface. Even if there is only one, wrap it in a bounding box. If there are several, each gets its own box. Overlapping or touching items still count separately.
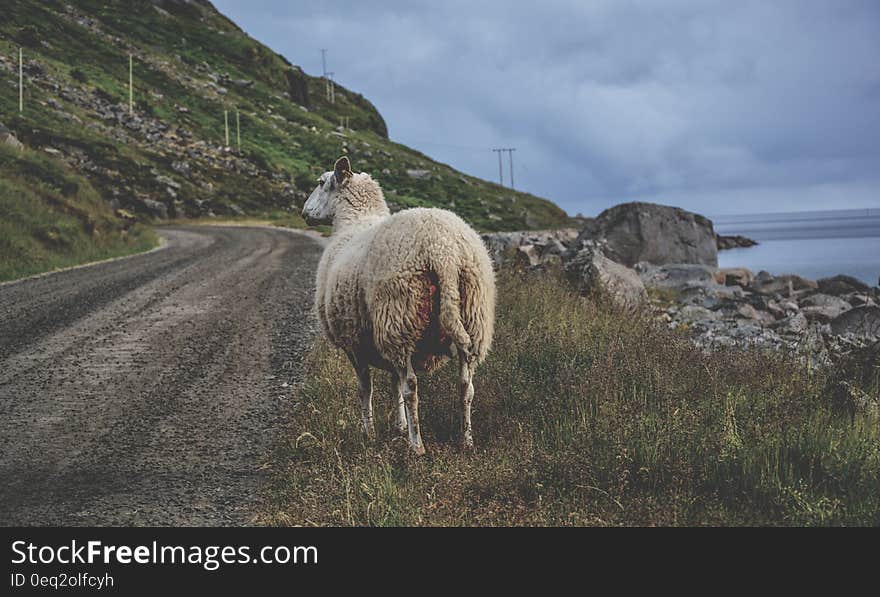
[0,226,323,525]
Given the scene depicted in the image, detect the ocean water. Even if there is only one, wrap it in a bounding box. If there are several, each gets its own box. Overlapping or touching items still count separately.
[714,209,880,286]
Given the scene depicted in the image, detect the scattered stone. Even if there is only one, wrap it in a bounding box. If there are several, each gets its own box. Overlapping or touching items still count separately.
[735,303,775,326]
[635,262,717,292]
[753,274,817,296]
[0,124,24,150]
[830,306,880,340]
[677,305,718,323]
[715,267,755,288]
[137,198,168,219]
[405,169,431,179]
[565,247,646,307]
[481,229,579,268]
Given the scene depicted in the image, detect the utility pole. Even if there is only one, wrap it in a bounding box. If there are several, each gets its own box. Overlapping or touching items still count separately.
[321,49,333,102]
[326,72,335,104]
[236,110,241,150]
[224,109,229,147]
[492,148,504,186]
[129,53,133,115]
[19,48,23,113]
[504,148,516,189]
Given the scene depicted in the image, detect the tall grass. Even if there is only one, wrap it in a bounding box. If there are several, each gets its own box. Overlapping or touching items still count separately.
[0,144,156,282]
[263,271,880,526]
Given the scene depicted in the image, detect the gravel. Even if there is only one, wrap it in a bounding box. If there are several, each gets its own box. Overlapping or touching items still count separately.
[0,226,322,526]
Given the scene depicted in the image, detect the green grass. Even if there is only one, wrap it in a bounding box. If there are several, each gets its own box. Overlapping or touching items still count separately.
[263,271,880,526]
[0,143,156,282]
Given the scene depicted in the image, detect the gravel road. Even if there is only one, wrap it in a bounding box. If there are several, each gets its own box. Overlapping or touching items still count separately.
[0,226,323,526]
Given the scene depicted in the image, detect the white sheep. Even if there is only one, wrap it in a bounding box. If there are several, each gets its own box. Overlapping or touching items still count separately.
[302,157,496,455]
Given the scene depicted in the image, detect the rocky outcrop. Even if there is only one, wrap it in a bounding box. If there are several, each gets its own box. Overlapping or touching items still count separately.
[484,200,880,356]
[564,248,646,307]
[716,234,758,250]
[481,229,579,268]
[576,202,718,267]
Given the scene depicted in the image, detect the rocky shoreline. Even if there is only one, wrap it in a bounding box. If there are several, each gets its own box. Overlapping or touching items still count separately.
[484,202,879,360]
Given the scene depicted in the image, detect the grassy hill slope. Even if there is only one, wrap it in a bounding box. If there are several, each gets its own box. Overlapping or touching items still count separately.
[0,143,155,282]
[0,0,569,236]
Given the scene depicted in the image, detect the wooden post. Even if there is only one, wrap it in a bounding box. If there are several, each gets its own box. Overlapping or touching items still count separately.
[19,48,23,113]
[236,110,241,150]
[224,109,229,147]
[129,54,133,115]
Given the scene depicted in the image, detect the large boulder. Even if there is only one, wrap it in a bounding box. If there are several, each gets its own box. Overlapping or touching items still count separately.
[565,247,646,307]
[830,306,880,340]
[799,293,852,323]
[576,202,718,267]
[817,274,870,296]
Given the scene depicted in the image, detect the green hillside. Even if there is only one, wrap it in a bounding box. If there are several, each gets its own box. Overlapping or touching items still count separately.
[0,0,569,236]
[0,142,155,282]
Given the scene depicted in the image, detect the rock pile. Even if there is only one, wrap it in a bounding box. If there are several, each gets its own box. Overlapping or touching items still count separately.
[483,202,880,356]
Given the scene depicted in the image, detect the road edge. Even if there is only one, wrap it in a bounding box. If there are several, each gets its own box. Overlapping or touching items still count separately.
[0,234,170,289]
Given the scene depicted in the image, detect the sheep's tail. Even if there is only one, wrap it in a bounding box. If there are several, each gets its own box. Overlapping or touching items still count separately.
[435,265,471,353]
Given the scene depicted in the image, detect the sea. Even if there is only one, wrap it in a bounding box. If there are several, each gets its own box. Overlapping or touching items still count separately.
[714,208,880,286]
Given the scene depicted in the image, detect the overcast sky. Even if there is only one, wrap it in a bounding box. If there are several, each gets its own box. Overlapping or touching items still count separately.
[212,0,880,216]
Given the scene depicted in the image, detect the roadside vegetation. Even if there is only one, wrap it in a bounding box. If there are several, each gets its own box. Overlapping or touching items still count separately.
[0,143,156,282]
[264,270,880,526]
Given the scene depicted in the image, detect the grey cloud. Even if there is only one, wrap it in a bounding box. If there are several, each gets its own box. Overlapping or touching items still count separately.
[213,0,880,216]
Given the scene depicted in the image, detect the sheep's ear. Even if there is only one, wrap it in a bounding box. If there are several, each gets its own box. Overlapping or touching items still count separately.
[334,156,352,185]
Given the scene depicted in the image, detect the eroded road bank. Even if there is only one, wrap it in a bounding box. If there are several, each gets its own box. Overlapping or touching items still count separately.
[0,226,322,525]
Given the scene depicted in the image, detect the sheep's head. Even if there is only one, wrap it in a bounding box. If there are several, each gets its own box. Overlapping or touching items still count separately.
[302,156,352,225]
[302,156,389,227]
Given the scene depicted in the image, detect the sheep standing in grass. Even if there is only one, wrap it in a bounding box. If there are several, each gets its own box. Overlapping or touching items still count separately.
[302,157,495,455]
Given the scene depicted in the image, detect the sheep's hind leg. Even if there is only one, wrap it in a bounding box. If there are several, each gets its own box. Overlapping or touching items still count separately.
[396,359,425,456]
[390,370,408,436]
[347,353,374,438]
[459,356,476,451]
